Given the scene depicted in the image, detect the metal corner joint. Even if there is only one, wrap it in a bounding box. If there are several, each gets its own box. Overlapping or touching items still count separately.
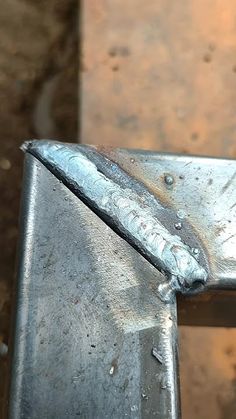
[22,140,208,302]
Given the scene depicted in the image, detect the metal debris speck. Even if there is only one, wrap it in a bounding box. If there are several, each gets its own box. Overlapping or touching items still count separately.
[160,375,167,390]
[174,222,182,230]
[164,174,174,186]
[177,209,186,219]
[109,366,115,376]
[152,347,163,364]
[23,140,208,298]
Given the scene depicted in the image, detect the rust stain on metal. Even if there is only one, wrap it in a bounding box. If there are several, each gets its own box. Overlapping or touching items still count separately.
[96,147,211,283]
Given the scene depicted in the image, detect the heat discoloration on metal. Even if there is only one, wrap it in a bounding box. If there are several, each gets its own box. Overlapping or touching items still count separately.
[104,148,236,290]
[86,145,212,291]
[94,145,176,209]
[22,140,208,299]
[115,150,236,288]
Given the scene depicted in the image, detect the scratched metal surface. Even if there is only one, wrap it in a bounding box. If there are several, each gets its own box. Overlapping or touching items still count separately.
[24,140,208,301]
[22,140,236,326]
[9,155,180,419]
[24,141,236,291]
[95,147,236,290]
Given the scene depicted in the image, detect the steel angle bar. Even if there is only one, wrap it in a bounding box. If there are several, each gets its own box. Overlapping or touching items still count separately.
[9,153,180,419]
[8,140,236,419]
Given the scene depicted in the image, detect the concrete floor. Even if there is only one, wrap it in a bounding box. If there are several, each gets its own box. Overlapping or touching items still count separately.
[0,1,235,418]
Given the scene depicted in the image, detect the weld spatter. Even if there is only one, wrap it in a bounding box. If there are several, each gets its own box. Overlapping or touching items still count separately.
[23,140,208,295]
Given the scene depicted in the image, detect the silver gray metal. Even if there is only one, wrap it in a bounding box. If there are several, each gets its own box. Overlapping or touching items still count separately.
[90,146,236,291]
[9,155,180,419]
[22,141,208,301]
[8,142,236,419]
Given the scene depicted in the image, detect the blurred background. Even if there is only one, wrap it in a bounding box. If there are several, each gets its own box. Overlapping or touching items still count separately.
[0,1,236,418]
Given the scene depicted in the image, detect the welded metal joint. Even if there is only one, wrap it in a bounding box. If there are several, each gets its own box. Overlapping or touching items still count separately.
[22,140,208,302]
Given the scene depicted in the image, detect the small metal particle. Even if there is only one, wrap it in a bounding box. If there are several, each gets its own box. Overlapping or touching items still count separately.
[177,209,186,219]
[174,222,182,230]
[130,158,135,163]
[23,140,208,296]
[192,247,200,256]
[158,280,176,303]
[164,174,174,186]
[131,405,138,412]
[109,366,115,375]
[152,347,163,364]
[141,393,149,400]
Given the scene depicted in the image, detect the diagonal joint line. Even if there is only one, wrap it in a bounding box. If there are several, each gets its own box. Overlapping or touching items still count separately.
[22,140,208,301]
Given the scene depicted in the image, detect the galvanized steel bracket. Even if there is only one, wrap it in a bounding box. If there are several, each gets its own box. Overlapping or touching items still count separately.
[8,140,236,419]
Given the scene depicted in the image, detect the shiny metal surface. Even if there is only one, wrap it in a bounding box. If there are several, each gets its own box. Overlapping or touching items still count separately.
[93,147,236,291]
[24,140,236,292]
[9,155,180,419]
[9,143,236,418]
[23,140,208,301]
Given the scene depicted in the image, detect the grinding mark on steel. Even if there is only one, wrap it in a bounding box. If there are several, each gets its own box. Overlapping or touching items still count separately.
[229,201,236,210]
[160,374,167,390]
[183,161,192,168]
[22,140,208,300]
[152,347,163,364]
[220,233,236,245]
[221,170,236,194]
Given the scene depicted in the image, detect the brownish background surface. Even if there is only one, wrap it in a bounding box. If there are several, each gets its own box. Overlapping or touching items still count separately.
[81,2,236,419]
[0,1,78,416]
[0,1,236,418]
[81,0,236,157]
